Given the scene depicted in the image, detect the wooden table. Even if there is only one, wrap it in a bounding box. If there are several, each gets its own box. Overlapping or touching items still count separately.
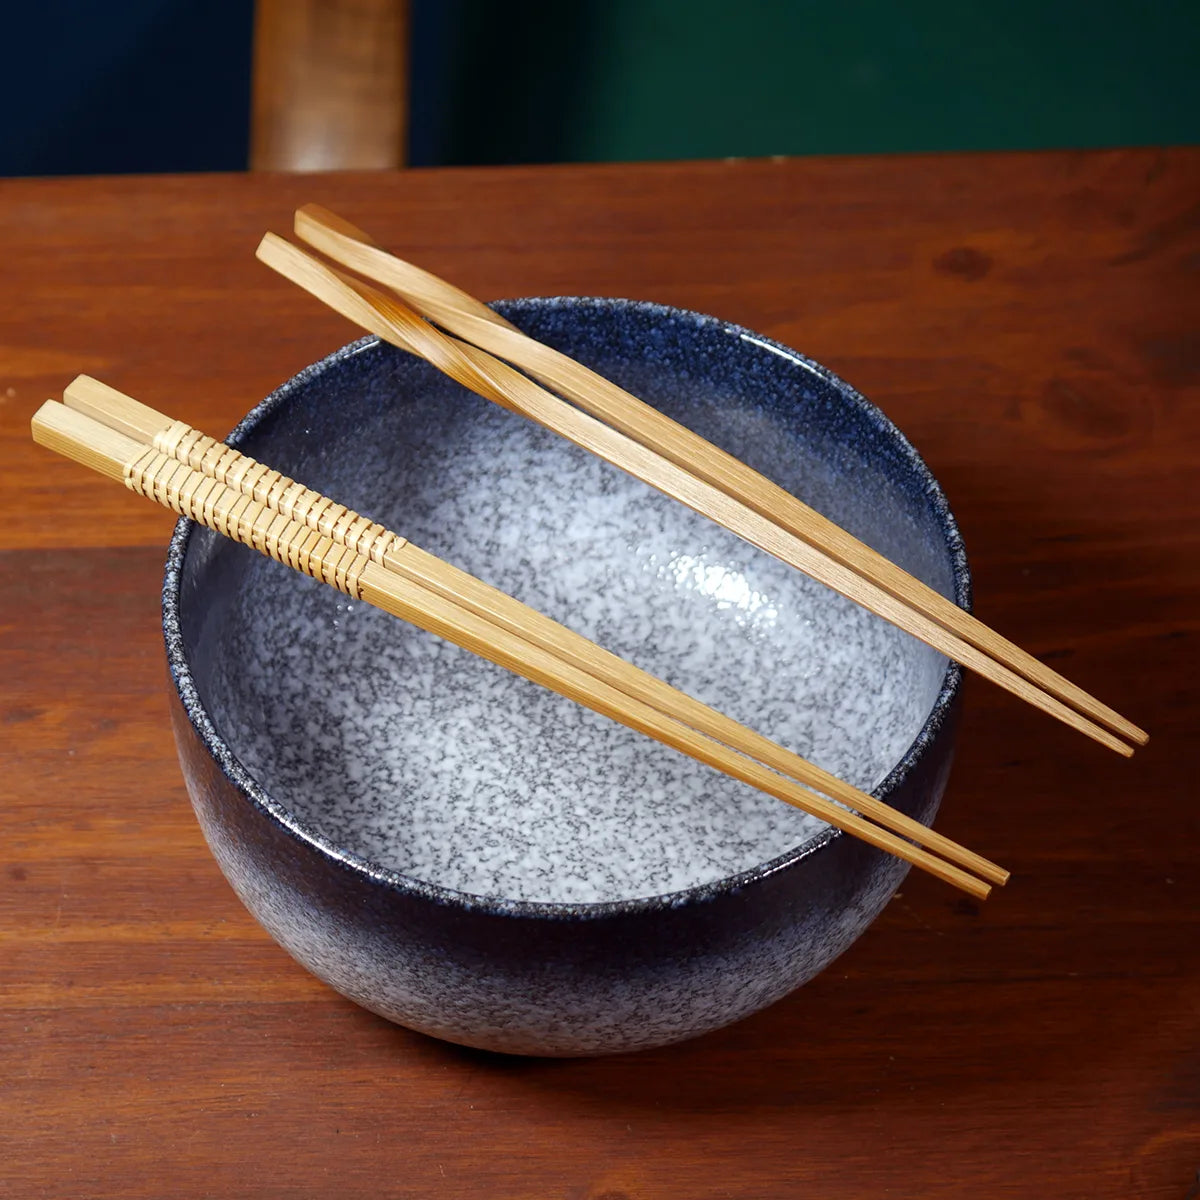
[2,149,1196,1199]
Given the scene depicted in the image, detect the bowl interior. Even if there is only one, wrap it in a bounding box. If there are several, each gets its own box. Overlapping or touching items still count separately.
[173,299,963,905]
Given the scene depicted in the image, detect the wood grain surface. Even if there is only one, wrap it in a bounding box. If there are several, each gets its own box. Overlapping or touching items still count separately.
[1,149,1196,1199]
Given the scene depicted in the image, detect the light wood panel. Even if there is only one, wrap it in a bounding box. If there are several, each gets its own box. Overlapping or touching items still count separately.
[251,0,408,170]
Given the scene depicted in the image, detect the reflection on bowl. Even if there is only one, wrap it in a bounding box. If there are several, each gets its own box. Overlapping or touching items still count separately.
[164,297,968,1056]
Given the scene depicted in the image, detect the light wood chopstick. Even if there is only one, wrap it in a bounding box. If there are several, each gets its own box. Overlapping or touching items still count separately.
[255,231,1135,758]
[291,205,1148,753]
[35,396,996,899]
[62,374,1007,887]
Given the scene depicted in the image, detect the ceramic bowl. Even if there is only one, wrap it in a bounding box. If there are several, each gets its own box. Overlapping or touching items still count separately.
[163,297,969,1057]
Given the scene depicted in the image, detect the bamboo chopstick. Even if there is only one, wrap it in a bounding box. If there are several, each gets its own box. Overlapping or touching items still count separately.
[255,231,1137,758]
[293,206,1148,752]
[296,207,1150,754]
[62,373,1008,887]
[34,395,997,898]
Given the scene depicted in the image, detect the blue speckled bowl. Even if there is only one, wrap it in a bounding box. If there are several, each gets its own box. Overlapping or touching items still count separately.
[163,297,969,1057]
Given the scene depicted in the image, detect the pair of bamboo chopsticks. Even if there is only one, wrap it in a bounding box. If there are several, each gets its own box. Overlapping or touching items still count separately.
[33,379,1005,898]
[256,205,1148,760]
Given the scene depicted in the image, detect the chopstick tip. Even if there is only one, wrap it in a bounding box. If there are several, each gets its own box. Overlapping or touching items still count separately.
[975,861,1010,887]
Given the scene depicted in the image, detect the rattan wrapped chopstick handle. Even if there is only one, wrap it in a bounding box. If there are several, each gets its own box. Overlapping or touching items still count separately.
[125,445,371,600]
[151,420,405,567]
[31,398,997,898]
[57,380,1007,887]
[62,375,406,569]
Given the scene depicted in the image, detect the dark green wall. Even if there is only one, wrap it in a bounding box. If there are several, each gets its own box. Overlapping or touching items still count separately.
[409,0,1199,165]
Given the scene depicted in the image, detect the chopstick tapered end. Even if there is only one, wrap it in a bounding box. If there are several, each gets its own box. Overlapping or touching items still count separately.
[960,875,992,902]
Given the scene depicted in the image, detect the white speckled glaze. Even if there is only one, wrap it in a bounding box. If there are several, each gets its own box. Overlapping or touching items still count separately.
[164,298,969,1056]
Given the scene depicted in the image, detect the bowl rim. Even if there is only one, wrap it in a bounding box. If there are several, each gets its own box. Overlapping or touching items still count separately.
[162,295,970,921]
